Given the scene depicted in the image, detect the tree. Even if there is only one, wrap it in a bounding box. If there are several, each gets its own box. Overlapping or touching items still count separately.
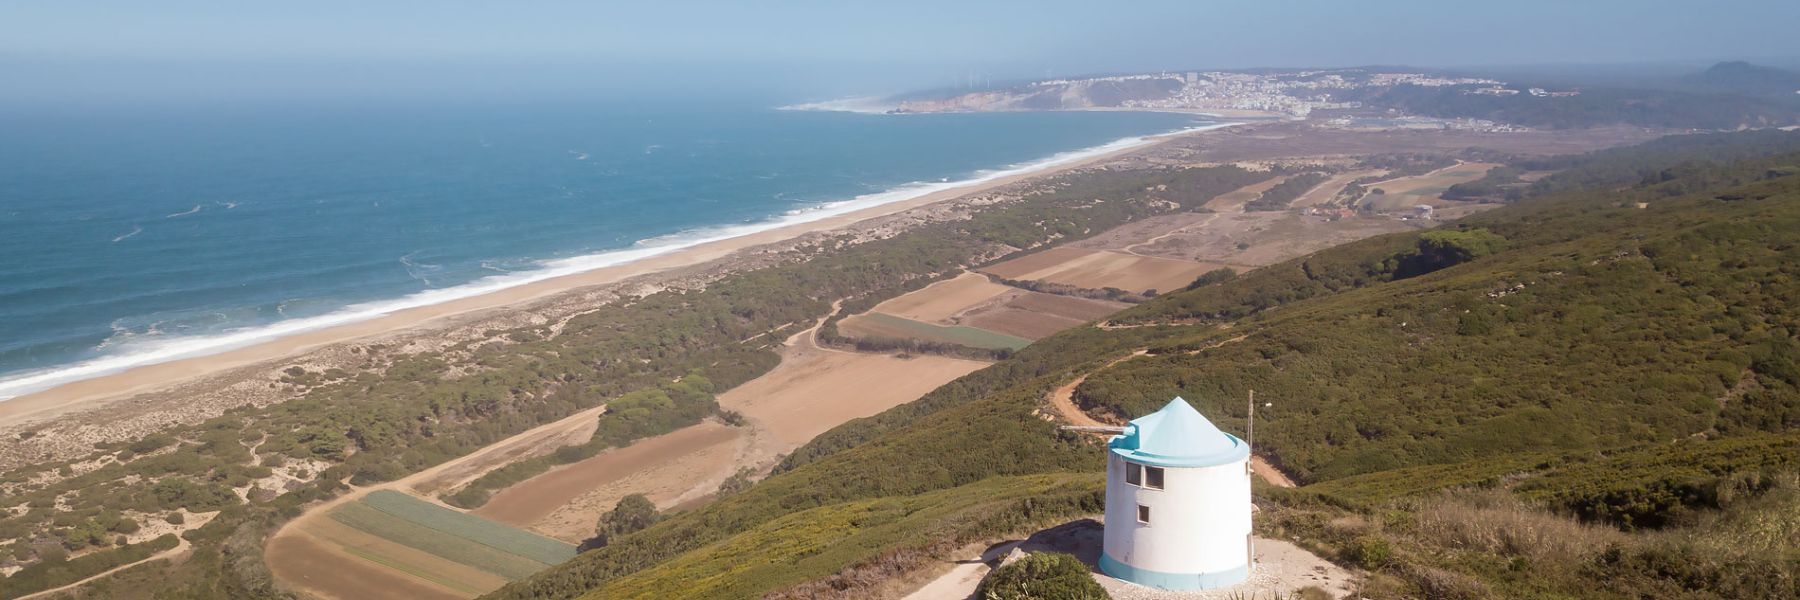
[717,468,755,497]
[582,494,660,551]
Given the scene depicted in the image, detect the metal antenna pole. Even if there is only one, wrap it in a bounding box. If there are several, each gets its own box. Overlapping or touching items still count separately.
[1246,389,1255,452]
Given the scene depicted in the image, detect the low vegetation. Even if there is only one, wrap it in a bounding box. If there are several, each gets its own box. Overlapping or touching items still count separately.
[990,275,1152,303]
[0,160,1266,598]
[1245,172,1329,211]
[447,374,728,509]
[491,130,1800,600]
[976,552,1112,600]
[580,494,659,551]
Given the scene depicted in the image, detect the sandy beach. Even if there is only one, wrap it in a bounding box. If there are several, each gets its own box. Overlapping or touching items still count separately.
[0,125,1217,443]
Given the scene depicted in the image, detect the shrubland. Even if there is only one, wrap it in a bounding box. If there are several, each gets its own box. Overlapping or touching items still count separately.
[0,160,1266,598]
[491,130,1800,600]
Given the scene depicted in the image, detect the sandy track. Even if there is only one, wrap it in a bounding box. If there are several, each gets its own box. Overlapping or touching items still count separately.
[469,302,990,543]
[1121,213,1219,257]
[472,421,746,540]
[266,403,611,599]
[1291,169,1386,209]
[410,407,605,496]
[1043,341,1295,489]
[16,538,191,600]
[1203,175,1292,212]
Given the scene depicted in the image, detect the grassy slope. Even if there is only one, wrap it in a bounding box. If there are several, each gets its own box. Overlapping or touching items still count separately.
[490,133,1800,599]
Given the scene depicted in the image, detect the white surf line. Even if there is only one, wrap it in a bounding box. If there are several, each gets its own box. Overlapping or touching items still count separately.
[0,121,1239,401]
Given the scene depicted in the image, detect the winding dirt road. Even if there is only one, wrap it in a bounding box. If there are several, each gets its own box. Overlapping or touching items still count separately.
[1044,341,1295,488]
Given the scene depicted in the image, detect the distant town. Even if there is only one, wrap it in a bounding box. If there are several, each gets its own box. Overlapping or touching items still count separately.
[892,68,1584,131]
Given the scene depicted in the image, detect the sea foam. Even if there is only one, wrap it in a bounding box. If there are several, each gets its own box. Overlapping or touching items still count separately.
[775,97,897,114]
[0,121,1235,401]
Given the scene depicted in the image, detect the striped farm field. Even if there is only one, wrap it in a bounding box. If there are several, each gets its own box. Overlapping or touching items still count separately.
[360,490,575,564]
[299,517,508,596]
[323,491,577,581]
[839,312,1031,350]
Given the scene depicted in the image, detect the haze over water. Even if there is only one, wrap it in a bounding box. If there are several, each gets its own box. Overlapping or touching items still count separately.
[0,100,1206,398]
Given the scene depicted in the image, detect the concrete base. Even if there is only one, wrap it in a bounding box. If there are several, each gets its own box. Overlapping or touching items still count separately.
[1099,553,1250,590]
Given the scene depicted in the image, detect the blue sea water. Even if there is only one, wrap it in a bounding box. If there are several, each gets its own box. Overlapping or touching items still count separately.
[0,100,1209,398]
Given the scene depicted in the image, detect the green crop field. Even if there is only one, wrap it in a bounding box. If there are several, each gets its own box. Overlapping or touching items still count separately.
[844,312,1031,350]
[361,490,576,565]
[327,493,575,580]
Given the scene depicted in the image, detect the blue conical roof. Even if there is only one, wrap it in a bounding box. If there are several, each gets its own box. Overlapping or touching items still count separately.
[1108,397,1248,468]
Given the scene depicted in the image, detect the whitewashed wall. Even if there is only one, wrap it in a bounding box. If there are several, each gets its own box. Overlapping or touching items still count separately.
[1102,452,1252,580]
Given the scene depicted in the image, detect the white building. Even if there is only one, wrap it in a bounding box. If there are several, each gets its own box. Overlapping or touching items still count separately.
[1101,397,1252,590]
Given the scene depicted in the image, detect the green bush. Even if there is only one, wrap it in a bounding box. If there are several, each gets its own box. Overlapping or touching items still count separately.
[976,552,1110,600]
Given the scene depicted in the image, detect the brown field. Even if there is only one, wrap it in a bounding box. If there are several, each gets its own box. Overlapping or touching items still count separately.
[299,517,510,596]
[982,247,1218,293]
[1203,174,1290,212]
[474,421,745,539]
[472,323,988,543]
[718,336,990,448]
[266,531,468,600]
[1292,169,1388,208]
[1363,162,1500,211]
[408,405,605,496]
[836,312,1031,350]
[960,292,1127,339]
[1073,212,1215,252]
[867,273,1014,323]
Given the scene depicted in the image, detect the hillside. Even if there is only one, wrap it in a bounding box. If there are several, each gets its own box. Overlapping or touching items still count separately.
[1347,83,1800,130]
[1684,61,1800,98]
[489,131,1800,600]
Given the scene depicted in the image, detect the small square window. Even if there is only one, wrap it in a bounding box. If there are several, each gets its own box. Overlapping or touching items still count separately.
[1137,504,1151,524]
[1125,462,1142,486]
[1145,466,1165,490]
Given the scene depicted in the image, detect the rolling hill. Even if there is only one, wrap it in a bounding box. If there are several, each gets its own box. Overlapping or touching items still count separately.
[486,131,1800,599]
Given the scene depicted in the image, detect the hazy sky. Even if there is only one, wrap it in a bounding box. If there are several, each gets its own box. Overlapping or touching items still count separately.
[4,0,1798,107]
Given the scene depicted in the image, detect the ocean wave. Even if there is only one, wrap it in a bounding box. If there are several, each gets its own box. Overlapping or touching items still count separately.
[0,119,1237,401]
[111,226,143,243]
[775,97,896,114]
[166,205,203,218]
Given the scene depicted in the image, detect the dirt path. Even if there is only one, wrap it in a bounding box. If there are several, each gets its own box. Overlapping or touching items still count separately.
[897,519,1353,600]
[266,402,610,598]
[1043,338,1295,489]
[1120,214,1219,257]
[409,405,607,495]
[1203,175,1292,213]
[470,298,988,542]
[1290,169,1386,209]
[1045,350,1148,429]
[899,541,1022,600]
[16,538,190,600]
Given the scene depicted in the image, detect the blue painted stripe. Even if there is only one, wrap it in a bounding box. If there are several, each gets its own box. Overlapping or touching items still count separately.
[1099,553,1250,590]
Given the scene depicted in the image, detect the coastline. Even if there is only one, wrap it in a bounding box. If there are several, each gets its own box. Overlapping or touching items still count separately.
[0,122,1234,434]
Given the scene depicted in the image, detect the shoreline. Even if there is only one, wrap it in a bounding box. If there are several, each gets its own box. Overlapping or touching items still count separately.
[0,123,1234,431]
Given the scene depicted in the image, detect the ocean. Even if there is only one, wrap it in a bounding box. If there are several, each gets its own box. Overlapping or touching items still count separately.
[0,101,1210,399]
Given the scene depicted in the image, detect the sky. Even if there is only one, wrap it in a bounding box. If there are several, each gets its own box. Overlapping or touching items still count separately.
[3,0,1799,108]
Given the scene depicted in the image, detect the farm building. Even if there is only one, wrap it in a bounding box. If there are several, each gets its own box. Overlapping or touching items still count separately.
[1100,397,1253,590]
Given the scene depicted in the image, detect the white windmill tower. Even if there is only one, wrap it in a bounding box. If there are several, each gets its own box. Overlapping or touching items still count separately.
[1092,396,1253,590]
